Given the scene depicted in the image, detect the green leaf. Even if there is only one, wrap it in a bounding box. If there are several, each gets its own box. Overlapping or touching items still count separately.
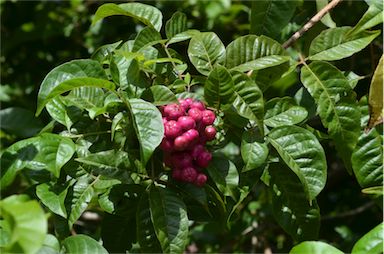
[37,234,60,254]
[36,183,68,218]
[46,97,81,130]
[352,128,383,188]
[36,59,115,116]
[61,235,108,254]
[264,97,308,127]
[352,223,384,254]
[1,133,76,189]
[250,0,298,39]
[0,107,43,138]
[269,164,320,241]
[207,154,239,198]
[241,129,268,172]
[67,177,95,228]
[91,40,122,63]
[129,99,164,166]
[76,150,132,182]
[348,4,383,36]
[267,125,327,201]
[301,61,360,171]
[225,35,287,72]
[149,185,188,254]
[362,186,383,195]
[166,29,200,45]
[368,55,383,129]
[137,192,162,253]
[141,85,178,106]
[188,32,225,75]
[204,65,235,109]
[165,12,188,39]
[92,3,162,31]
[290,241,343,254]
[316,0,337,28]
[308,27,380,61]
[0,195,47,254]
[231,72,264,123]
[133,26,163,52]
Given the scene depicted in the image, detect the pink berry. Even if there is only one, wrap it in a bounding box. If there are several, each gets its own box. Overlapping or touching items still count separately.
[164,104,184,120]
[201,110,215,126]
[160,138,174,152]
[183,129,199,143]
[162,117,168,125]
[177,116,196,131]
[172,169,183,180]
[190,101,205,111]
[181,167,198,183]
[196,150,212,168]
[174,135,189,151]
[195,173,207,187]
[164,120,182,138]
[171,152,193,168]
[178,98,192,111]
[191,144,205,159]
[204,126,216,141]
[188,108,202,122]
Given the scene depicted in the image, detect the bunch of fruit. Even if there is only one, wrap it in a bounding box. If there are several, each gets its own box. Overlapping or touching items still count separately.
[160,98,216,186]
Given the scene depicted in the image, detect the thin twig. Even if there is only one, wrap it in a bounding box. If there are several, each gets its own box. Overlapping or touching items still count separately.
[322,201,375,220]
[282,0,343,49]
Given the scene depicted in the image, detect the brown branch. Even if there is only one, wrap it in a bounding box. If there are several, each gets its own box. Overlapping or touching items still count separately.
[282,0,343,49]
[322,201,375,221]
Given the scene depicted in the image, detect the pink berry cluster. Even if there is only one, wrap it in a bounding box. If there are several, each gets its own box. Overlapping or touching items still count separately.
[160,98,217,187]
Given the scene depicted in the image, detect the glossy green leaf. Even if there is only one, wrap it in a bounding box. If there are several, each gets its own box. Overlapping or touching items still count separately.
[46,97,80,130]
[241,129,268,172]
[264,97,308,127]
[352,223,384,254]
[1,133,76,189]
[166,29,199,45]
[91,40,122,63]
[36,183,68,218]
[66,87,104,110]
[290,241,343,254]
[129,99,164,166]
[165,11,187,39]
[61,235,108,254]
[0,107,43,138]
[368,55,383,129]
[316,0,336,28]
[362,186,383,195]
[37,234,60,254]
[225,35,287,71]
[133,26,163,52]
[270,164,320,241]
[267,125,327,201]
[76,150,131,182]
[149,185,188,254]
[250,0,298,39]
[204,65,235,109]
[352,127,383,188]
[348,4,383,36]
[137,192,162,253]
[208,155,239,198]
[301,61,360,171]
[188,32,225,75]
[36,59,115,116]
[141,85,178,106]
[0,195,47,254]
[231,72,264,123]
[67,177,95,228]
[92,3,162,31]
[308,27,380,61]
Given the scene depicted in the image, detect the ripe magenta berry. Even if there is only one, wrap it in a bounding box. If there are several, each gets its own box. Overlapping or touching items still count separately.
[183,129,199,143]
[196,150,212,168]
[171,152,193,168]
[191,144,205,159]
[160,138,174,152]
[201,110,215,126]
[195,173,207,187]
[174,135,189,151]
[181,167,198,183]
[178,98,192,111]
[178,116,196,130]
[164,104,184,120]
[190,101,205,111]
[164,120,182,138]
[204,126,216,141]
[188,108,203,122]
